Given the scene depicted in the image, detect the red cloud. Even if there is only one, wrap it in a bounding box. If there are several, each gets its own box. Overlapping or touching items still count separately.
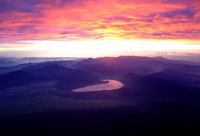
[0,0,200,43]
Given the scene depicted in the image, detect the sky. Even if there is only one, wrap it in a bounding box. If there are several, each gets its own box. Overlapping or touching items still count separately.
[0,0,200,57]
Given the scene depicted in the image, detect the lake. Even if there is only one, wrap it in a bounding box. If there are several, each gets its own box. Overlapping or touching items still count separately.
[71,80,124,93]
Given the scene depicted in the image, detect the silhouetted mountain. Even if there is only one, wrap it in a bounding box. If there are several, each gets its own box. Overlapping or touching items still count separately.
[0,64,99,90]
[0,63,31,75]
[0,70,40,90]
[148,69,200,89]
[0,58,18,67]
[25,64,99,82]
[121,72,200,103]
[70,56,200,77]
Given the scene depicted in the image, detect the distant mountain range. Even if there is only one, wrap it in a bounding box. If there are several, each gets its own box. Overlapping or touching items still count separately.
[0,57,82,67]
[0,56,200,91]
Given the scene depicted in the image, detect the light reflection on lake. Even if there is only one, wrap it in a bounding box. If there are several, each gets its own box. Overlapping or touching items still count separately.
[71,80,124,93]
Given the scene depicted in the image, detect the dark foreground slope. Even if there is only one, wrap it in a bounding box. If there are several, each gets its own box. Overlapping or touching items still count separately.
[1,104,200,136]
[1,72,200,136]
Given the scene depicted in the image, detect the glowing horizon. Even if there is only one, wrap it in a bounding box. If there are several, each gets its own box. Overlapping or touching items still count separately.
[0,39,199,57]
[0,0,200,57]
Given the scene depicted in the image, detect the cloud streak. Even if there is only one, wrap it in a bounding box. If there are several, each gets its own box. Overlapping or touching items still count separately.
[0,0,200,44]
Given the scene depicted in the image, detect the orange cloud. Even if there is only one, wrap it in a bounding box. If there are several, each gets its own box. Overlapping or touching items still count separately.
[0,0,200,43]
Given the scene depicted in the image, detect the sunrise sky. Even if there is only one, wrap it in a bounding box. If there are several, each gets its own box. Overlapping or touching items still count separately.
[0,0,200,57]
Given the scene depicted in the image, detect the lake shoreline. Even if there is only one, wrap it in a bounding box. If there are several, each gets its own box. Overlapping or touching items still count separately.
[71,79,124,93]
